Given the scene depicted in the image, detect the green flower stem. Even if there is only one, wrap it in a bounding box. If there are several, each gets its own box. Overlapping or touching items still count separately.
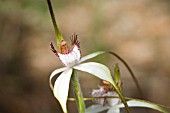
[71,69,85,113]
[108,51,143,98]
[46,0,64,45]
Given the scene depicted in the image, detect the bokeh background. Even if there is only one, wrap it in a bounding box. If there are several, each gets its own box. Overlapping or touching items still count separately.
[0,0,170,113]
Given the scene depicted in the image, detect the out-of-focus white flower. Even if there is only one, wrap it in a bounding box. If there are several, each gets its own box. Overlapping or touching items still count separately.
[92,86,120,107]
[92,80,120,106]
[86,81,168,113]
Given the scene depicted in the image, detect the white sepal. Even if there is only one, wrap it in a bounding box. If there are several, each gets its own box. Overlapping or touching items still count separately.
[49,67,68,89]
[117,100,168,113]
[107,107,120,113]
[86,105,109,113]
[103,92,120,106]
[53,69,73,113]
[73,62,113,84]
[79,51,106,63]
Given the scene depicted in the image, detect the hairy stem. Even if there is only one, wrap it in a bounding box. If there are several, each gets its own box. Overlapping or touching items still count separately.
[71,69,85,113]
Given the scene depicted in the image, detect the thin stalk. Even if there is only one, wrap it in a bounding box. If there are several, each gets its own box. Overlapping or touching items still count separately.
[71,69,85,113]
[46,0,63,45]
[108,51,144,99]
[108,51,151,113]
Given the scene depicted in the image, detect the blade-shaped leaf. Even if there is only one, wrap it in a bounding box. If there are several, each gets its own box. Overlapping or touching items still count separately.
[49,67,68,89]
[79,51,106,63]
[73,62,130,113]
[53,68,73,113]
[117,100,169,113]
[86,105,109,113]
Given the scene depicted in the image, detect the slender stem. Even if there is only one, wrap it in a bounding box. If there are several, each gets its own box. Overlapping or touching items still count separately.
[71,69,85,113]
[108,51,144,99]
[46,0,63,45]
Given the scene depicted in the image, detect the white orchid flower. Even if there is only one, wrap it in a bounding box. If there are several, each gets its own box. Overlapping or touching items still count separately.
[49,34,115,113]
[86,83,168,113]
[86,99,168,113]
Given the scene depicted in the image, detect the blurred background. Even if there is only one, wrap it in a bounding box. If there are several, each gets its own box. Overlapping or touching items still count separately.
[0,0,170,113]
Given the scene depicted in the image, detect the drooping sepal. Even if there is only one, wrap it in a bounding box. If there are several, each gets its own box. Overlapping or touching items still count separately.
[53,68,73,113]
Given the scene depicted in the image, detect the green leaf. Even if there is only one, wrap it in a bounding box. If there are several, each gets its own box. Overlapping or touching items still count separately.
[53,69,73,113]
[79,51,106,63]
[117,100,169,113]
[49,67,68,89]
[86,105,109,113]
[114,64,121,87]
[73,62,130,113]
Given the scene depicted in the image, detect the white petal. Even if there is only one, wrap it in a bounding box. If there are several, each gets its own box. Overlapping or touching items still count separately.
[72,45,81,61]
[79,51,106,63]
[49,67,68,89]
[73,62,113,84]
[117,100,168,113]
[103,92,120,106]
[107,107,120,113]
[53,69,73,113]
[58,45,81,66]
[86,105,109,113]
